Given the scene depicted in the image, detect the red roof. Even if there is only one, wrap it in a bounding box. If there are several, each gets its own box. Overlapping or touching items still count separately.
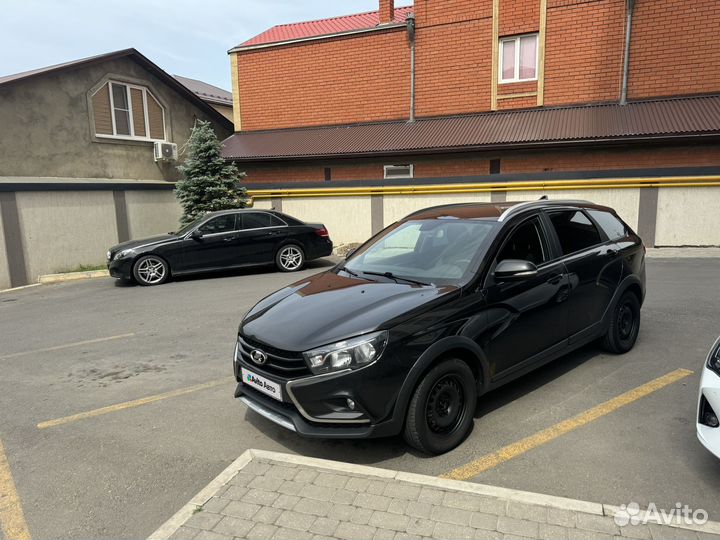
[236,6,413,49]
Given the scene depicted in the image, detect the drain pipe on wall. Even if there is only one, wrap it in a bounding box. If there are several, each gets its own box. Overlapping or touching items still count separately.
[407,13,416,122]
[620,0,636,105]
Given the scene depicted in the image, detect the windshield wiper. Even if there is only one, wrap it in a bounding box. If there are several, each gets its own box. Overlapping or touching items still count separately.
[360,271,431,287]
[337,266,373,281]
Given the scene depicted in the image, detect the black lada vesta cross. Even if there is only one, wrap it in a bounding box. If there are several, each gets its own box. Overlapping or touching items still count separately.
[234,200,646,454]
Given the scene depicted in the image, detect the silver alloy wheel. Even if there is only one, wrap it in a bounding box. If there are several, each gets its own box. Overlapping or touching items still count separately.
[279,246,303,271]
[136,257,166,284]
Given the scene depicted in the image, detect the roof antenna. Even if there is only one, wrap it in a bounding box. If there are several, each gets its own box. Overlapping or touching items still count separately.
[539,195,548,200]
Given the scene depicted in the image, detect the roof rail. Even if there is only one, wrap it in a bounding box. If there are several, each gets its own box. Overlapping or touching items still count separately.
[497,199,594,222]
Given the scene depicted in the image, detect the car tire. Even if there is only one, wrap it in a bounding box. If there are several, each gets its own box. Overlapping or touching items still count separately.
[132,255,170,286]
[276,244,305,272]
[602,290,641,354]
[403,358,477,455]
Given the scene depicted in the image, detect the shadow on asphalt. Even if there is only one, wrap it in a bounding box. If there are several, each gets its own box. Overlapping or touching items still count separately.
[112,257,337,287]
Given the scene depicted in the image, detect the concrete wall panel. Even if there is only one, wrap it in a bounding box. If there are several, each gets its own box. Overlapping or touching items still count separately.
[16,191,118,279]
[283,196,372,246]
[655,187,720,246]
[124,190,182,239]
[383,193,493,227]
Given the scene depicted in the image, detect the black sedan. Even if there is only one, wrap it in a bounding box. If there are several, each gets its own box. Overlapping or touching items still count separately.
[107,209,333,285]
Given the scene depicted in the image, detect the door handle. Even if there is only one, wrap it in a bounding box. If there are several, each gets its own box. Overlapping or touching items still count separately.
[223,236,237,242]
[603,247,619,257]
[546,273,564,285]
[266,230,280,236]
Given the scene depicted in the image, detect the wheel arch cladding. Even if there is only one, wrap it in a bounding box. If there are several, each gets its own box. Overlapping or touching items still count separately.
[393,336,489,425]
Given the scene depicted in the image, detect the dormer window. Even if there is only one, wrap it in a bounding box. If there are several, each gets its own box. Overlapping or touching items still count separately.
[92,80,166,141]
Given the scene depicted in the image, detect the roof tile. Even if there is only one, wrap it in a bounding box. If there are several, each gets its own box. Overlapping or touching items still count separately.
[237,6,413,48]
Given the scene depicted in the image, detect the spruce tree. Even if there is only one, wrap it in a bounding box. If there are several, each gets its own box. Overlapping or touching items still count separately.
[175,120,248,225]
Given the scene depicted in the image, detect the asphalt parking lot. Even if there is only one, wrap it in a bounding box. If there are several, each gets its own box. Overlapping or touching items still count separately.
[1,257,719,539]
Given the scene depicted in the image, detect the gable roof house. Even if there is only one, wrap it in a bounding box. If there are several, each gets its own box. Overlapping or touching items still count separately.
[174,75,234,122]
[0,48,233,289]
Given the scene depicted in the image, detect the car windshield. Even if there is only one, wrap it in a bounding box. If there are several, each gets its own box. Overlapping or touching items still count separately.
[173,215,207,236]
[343,219,497,286]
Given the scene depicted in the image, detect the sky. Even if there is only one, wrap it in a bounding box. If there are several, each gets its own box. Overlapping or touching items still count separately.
[0,0,412,91]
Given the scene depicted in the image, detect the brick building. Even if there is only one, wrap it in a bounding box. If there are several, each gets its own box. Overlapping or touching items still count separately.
[220,0,720,248]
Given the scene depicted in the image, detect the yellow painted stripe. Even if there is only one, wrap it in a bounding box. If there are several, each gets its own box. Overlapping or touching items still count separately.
[0,438,31,540]
[247,175,720,199]
[0,333,136,360]
[37,377,235,429]
[442,368,693,481]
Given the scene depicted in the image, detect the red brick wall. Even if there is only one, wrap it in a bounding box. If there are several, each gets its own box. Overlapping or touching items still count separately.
[628,0,720,99]
[236,28,410,131]
[239,145,720,184]
[543,0,625,106]
[234,0,720,131]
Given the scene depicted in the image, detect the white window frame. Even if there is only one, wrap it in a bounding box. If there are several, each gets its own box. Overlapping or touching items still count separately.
[99,80,166,142]
[499,33,539,84]
[383,164,414,179]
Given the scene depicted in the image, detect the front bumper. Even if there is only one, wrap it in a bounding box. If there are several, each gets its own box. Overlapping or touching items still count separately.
[697,364,720,459]
[233,343,404,439]
[108,257,133,280]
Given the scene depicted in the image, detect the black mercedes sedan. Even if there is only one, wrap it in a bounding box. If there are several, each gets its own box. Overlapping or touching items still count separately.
[233,199,646,454]
[107,209,333,285]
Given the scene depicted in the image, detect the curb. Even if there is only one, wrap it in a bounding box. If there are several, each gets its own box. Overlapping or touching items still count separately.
[38,269,109,284]
[147,449,720,540]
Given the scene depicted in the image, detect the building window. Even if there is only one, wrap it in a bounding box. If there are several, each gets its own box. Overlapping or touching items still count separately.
[91,80,166,141]
[500,34,538,83]
[384,164,414,179]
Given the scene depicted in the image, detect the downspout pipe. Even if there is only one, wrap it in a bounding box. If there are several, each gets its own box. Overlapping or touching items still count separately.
[620,0,636,105]
[407,13,416,122]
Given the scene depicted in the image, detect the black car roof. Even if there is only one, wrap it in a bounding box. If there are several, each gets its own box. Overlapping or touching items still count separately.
[403,199,614,222]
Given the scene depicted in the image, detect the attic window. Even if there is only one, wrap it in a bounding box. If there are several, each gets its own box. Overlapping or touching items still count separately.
[384,164,414,179]
[91,80,166,141]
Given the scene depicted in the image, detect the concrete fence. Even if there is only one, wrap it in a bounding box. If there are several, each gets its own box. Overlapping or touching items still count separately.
[0,180,181,290]
[2,174,719,290]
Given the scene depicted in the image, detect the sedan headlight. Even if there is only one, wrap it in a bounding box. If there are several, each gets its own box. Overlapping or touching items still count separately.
[708,341,720,376]
[113,249,134,261]
[106,250,112,261]
[303,331,388,375]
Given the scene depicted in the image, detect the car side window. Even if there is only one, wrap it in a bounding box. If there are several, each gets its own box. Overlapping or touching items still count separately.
[198,214,236,235]
[548,210,603,255]
[497,218,547,265]
[241,213,273,230]
[587,210,628,240]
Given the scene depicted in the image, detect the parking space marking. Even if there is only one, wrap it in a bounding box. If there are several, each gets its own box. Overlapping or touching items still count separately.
[0,333,136,360]
[0,437,31,540]
[37,377,235,429]
[442,368,693,481]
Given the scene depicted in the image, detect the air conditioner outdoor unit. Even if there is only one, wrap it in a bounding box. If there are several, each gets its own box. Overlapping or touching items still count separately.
[154,142,178,162]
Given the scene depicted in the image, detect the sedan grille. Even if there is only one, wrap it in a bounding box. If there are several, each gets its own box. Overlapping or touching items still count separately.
[237,335,311,377]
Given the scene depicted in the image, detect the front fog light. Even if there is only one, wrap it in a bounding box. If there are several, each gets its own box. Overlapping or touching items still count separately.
[303,331,388,375]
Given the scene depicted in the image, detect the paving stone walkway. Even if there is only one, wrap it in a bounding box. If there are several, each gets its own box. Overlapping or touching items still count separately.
[150,450,720,540]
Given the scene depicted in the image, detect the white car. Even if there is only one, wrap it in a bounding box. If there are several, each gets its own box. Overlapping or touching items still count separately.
[698,336,720,458]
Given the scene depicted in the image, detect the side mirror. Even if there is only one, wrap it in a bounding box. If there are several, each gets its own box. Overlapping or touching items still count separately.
[494,259,538,282]
[345,248,357,259]
[190,230,204,240]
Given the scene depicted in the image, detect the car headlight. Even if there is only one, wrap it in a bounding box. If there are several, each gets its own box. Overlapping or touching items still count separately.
[113,249,134,261]
[303,331,388,375]
[106,250,112,261]
[708,341,720,376]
